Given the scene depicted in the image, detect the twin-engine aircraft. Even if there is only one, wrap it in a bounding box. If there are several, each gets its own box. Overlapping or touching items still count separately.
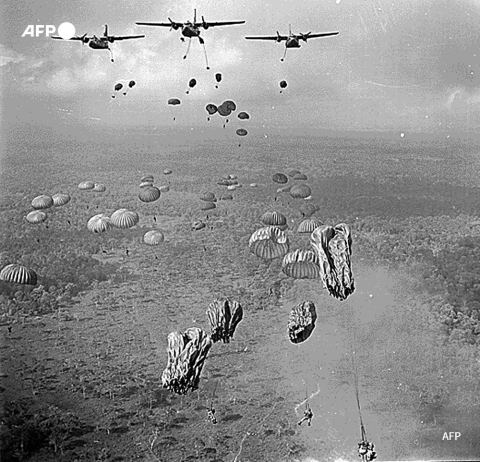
[51,24,144,62]
[52,16,339,66]
[245,24,339,61]
[136,9,245,69]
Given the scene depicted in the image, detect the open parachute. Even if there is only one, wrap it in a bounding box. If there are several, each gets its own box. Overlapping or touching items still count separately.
[26,211,47,224]
[0,264,38,286]
[287,301,317,344]
[249,226,289,260]
[31,195,54,210]
[310,223,355,301]
[87,214,112,234]
[112,80,136,98]
[206,299,244,343]
[282,249,321,279]
[161,327,212,395]
[186,78,197,94]
[168,98,181,121]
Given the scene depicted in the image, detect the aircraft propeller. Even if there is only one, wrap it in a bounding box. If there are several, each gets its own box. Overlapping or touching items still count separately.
[300,32,311,42]
[276,31,282,42]
[81,33,89,44]
[168,18,179,30]
[202,15,209,30]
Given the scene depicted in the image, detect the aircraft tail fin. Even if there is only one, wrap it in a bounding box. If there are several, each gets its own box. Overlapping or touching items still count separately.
[194,8,197,23]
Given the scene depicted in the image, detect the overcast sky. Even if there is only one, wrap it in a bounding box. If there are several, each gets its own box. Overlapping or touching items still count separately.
[1,0,480,136]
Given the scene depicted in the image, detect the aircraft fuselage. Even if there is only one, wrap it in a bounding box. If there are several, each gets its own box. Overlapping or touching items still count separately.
[182,24,200,38]
[285,37,301,48]
[89,37,109,49]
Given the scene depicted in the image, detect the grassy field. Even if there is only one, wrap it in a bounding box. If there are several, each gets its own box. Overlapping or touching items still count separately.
[1,128,480,461]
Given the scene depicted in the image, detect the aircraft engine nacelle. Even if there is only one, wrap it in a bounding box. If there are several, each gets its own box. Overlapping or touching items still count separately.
[108,36,115,43]
[202,16,209,29]
[300,32,311,42]
[168,18,180,30]
[276,31,282,43]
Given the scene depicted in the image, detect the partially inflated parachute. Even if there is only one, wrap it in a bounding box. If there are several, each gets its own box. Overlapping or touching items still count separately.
[310,223,354,301]
[206,299,244,343]
[287,301,317,344]
[161,327,212,395]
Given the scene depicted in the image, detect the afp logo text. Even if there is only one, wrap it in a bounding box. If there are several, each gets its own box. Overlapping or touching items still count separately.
[22,23,75,39]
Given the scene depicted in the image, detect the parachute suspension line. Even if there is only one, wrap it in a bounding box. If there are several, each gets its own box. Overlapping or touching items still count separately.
[209,380,218,409]
[280,46,288,62]
[348,306,368,445]
[294,382,321,415]
[351,326,367,440]
[183,38,192,60]
[108,47,114,62]
[201,40,210,70]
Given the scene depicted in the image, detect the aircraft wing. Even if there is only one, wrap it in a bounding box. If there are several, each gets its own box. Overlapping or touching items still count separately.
[51,35,87,40]
[245,35,287,41]
[110,34,145,41]
[136,22,179,27]
[196,20,245,27]
[304,31,339,39]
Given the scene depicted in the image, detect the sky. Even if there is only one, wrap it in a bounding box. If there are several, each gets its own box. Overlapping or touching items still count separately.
[1,0,480,137]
